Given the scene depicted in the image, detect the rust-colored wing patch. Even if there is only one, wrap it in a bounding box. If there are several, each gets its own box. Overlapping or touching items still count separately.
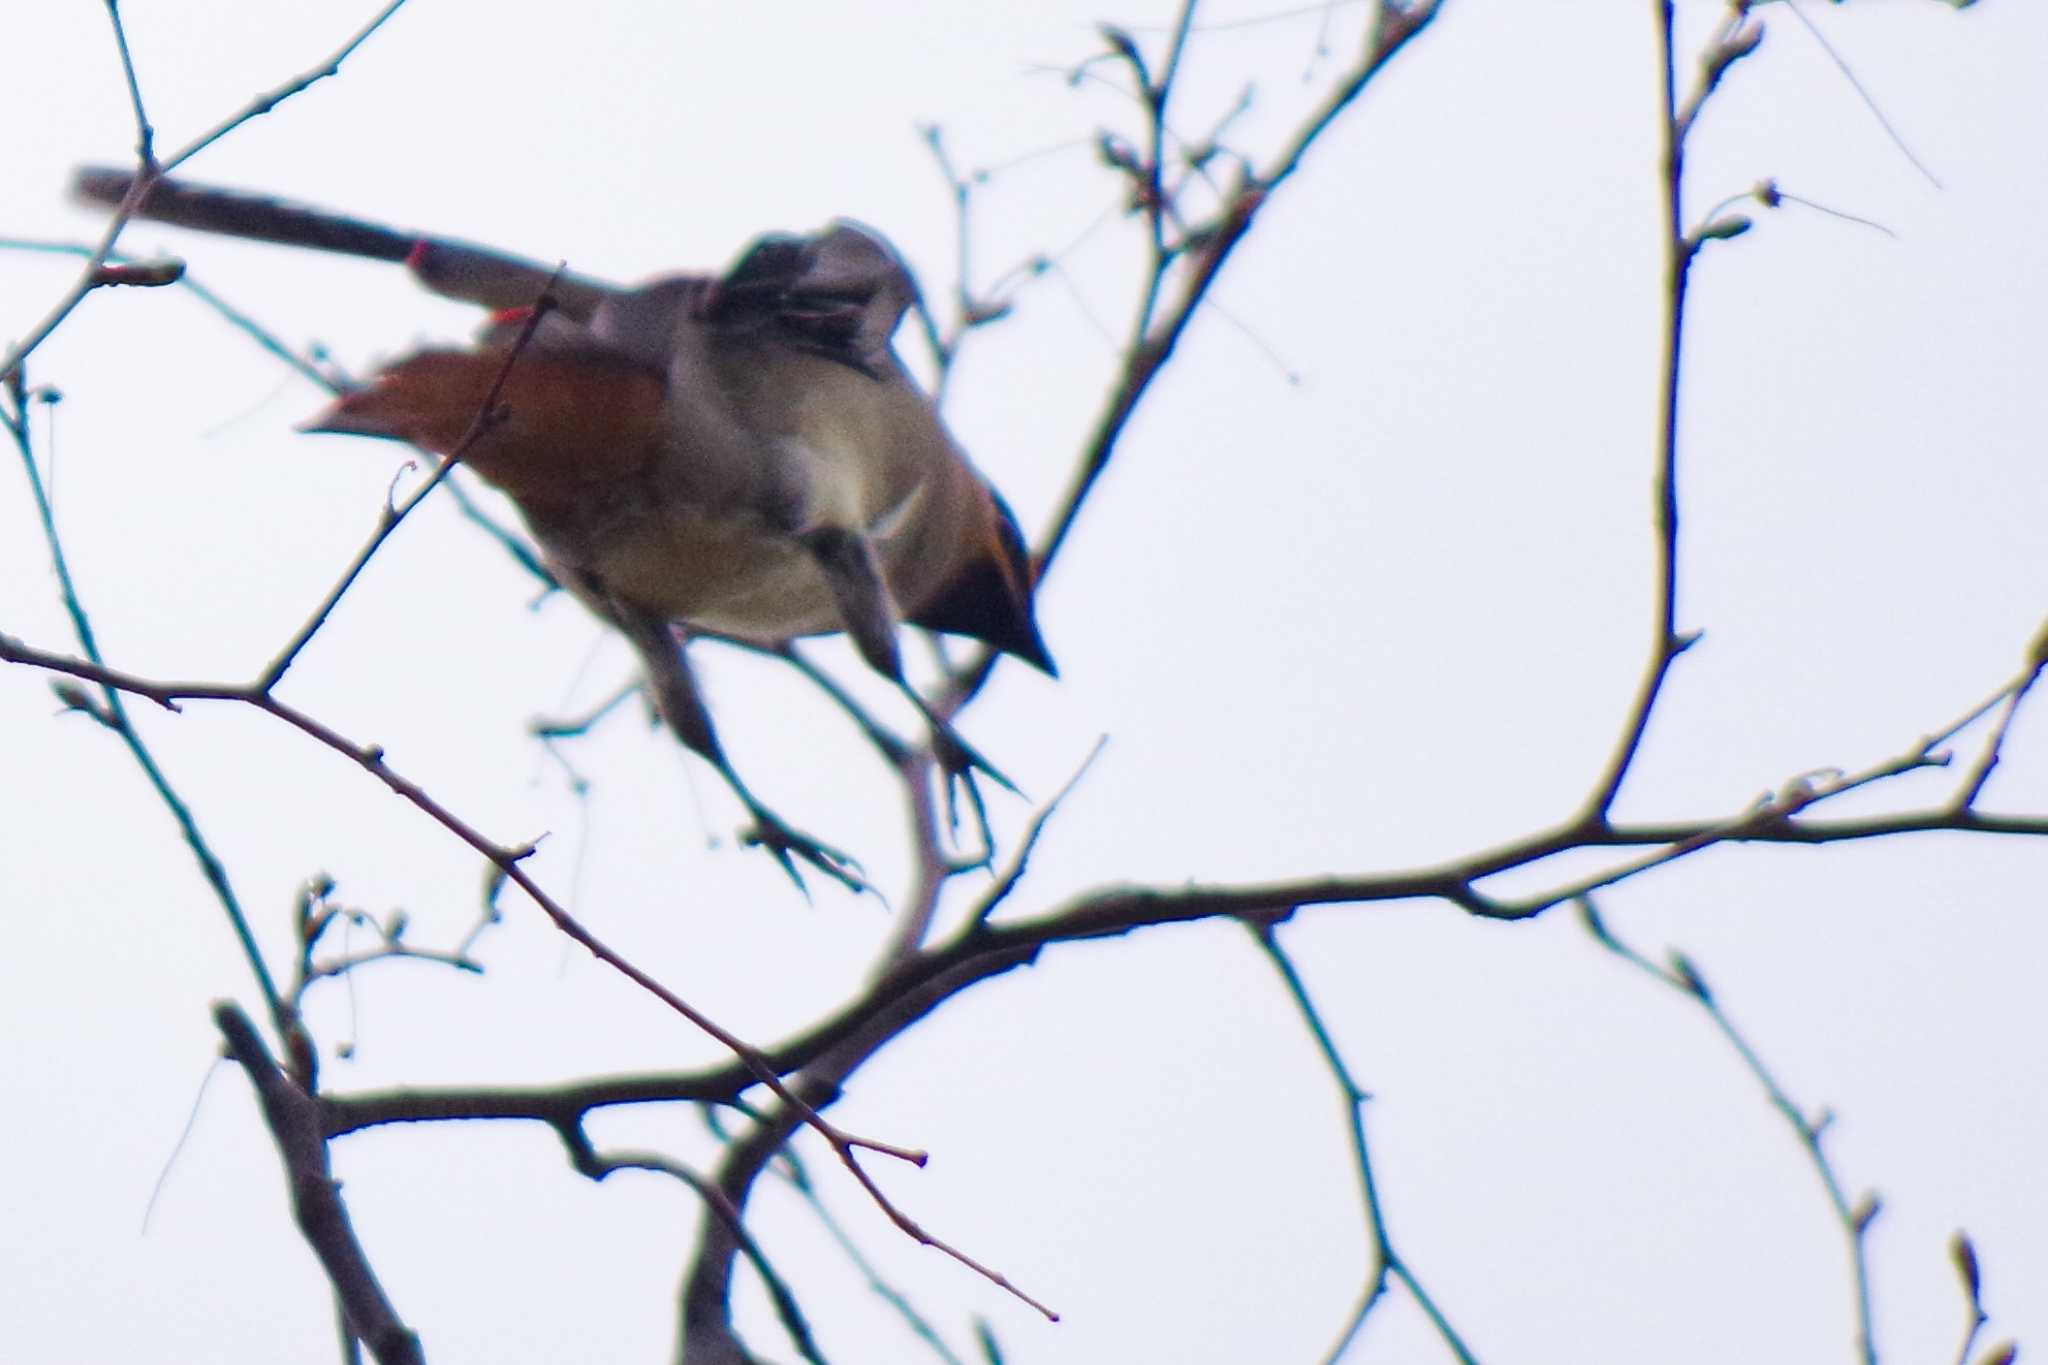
[304,350,667,509]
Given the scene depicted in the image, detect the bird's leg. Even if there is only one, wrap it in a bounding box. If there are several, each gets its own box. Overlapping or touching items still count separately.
[613,604,865,896]
[802,527,1014,862]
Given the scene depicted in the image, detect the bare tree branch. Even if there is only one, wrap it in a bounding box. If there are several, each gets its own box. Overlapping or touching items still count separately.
[1250,919,1476,1364]
[215,1002,424,1365]
[0,0,409,384]
[1579,898,1878,1365]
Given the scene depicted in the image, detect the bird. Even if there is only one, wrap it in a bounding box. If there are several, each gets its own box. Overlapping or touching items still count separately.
[72,166,1055,892]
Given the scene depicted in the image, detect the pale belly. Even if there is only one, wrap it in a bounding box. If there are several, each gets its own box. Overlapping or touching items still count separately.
[539,503,846,642]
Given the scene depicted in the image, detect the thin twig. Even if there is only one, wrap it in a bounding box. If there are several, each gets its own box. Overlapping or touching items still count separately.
[1947,1231,1991,1365]
[0,0,409,383]
[771,1146,971,1365]
[3,383,288,1027]
[101,0,155,165]
[1776,0,1942,190]
[1950,639,2048,810]
[257,286,560,690]
[1250,920,1476,1365]
[161,0,410,175]
[956,736,1106,933]
[932,0,1447,728]
[560,1135,832,1365]
[531,677,647,740]
[0,632,939,1160]
[1584,0,1704,819]
[1578,897,1877,1365]
[0,239,338,389]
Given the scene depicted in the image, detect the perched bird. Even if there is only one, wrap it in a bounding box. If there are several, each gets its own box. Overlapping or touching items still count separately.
[73,167,1055,890]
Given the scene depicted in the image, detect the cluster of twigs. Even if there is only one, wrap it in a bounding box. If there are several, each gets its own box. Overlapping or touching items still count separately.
[0,2,2028,1363]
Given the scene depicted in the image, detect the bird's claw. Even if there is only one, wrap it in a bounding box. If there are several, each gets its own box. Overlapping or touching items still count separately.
[740,810,868,897]
[928,731,1001,867]
[931,725,1020,799]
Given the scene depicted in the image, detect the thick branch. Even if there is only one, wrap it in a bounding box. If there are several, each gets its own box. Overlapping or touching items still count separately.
[215,1003,423,1365]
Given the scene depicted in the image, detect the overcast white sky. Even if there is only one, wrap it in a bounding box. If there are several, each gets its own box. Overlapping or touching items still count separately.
[3,2,2046,1362]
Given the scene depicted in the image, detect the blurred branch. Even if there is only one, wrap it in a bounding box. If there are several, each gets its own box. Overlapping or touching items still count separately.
[0,238,339,388]
[743,12,1472,1308]
[1950,623,2048,811]
[1577,898,1877,1365]
[8,218,1010,1300]
[1041,0,1444,582]
[256,289,561,690]
[928,0,1446,729]
[0,0,407,385]
[957,736,1106,933]
[771,1145,973,1365]
[2,370,289,1035]
[1772,0,1941,189]
[553,1132,831,1365]
[1945,1228,2016,1365]
[532,677,649,740]
[0,625,952,1162]
[14,607,2048,1124]
[278,641,2048,1352]
[1949,1231,1987,1365]
[0,237,558,592]
[708,635,913,768]
[914,124,1017,405]
[10,0,2019,1353]
[215,1002,424,1365]
[440,475,559,592]
[165,1,408,171]
[288,876,485,1010]
[677,949,1062,1357]
[873,0,1452,988]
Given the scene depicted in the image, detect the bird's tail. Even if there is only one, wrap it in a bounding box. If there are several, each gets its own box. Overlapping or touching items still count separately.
[71,166,614,317]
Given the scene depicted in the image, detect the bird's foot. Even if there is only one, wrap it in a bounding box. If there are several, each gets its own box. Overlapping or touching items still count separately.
[930,727,1015,869]
[740,808,868,898]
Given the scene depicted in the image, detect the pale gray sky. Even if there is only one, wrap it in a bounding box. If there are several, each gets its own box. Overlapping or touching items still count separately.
[3,2,2045,1362]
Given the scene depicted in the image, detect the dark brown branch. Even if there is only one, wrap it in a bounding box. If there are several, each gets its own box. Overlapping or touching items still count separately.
[306,750,2048,1139]
[214,1002,424,1365]
[1583,0,1701,819]
[11,599,2048,1077]
[552,1132,831,1365]
[678,952,1064,1354]
[769,1145,973,1365]
[323,1074,746,1138]
[0,631,937,1174]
